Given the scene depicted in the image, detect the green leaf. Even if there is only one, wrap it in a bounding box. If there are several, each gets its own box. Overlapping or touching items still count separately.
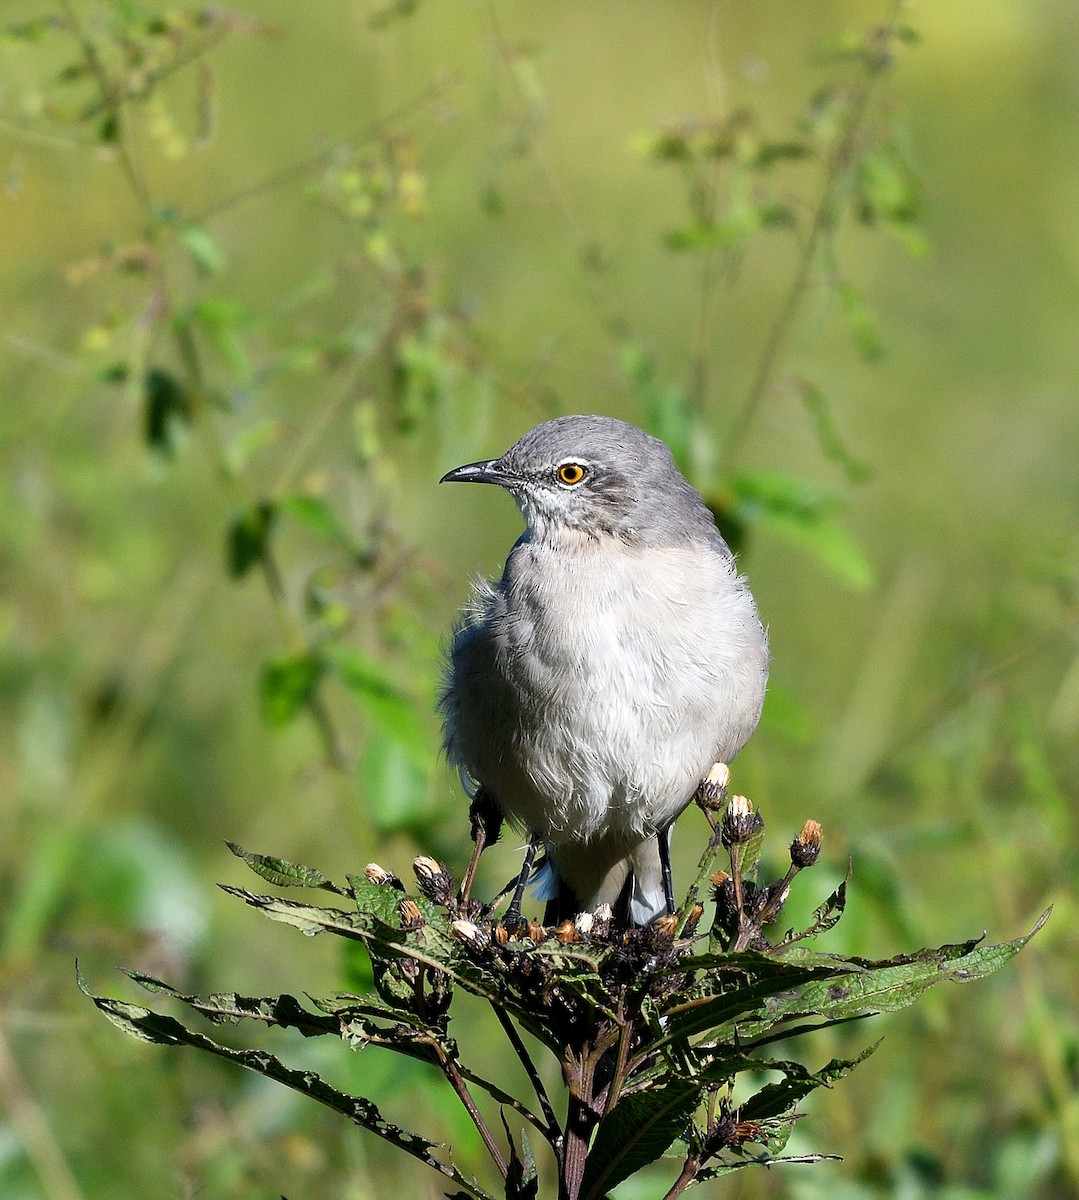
[793,378,874,484]
[144,368,192,458]
[724,471,873,590]
[581,1080,700,1199]
[259,652,323,726]
[225,419,282,472]
[324,645,430,761]
[837,281,884,362]
[79,969,495,1200]
[360,731,432,834]
[226,501,277,578]
[224,840,342,891]
[118,969,338,1036]
[186,298,253,380]
[279,493,354,549]
[502,1113,539,1200]
[621,343,693,475]
[737,1043,879,1121]
[179,224,226,277]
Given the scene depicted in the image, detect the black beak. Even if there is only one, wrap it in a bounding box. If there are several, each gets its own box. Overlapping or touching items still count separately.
[440,458,514,486]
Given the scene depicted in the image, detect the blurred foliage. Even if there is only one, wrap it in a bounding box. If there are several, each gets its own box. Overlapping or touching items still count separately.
[0,1,1077,1199]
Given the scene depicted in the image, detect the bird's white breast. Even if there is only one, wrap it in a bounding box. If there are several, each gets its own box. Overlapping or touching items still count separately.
[447,531,767,846]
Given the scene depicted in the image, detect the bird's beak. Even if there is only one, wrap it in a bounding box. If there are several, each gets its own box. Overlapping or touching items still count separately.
[440,458,514,486]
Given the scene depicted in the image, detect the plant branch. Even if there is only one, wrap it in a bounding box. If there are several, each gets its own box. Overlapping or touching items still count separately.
[494,1005,561,1143]
[721,0,904,466]
[437,1046,509,1181]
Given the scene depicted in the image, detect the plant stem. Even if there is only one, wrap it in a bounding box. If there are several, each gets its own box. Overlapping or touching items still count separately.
[560,1054,599,1200]
[494,1006,561,1143]
[661,1154,700,1200]
[438,1048,509,1181]
[720,1,904,467]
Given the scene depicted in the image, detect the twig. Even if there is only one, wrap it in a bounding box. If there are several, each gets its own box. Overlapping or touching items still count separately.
[0,1022,87,1200]
[721,1,905,466]
[493,1006,560,1143]
[437,1047,509,1180]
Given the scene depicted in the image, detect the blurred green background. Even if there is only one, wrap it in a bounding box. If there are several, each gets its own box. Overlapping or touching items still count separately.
[1,1,1077,1197]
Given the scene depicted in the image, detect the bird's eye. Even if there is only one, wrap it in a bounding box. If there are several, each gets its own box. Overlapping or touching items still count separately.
[556,462,586,486]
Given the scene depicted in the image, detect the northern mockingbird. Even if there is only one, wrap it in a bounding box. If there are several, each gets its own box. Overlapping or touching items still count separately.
[439,414,768,925]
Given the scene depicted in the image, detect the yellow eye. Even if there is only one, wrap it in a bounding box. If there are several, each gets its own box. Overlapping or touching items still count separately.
[557,462,586,486]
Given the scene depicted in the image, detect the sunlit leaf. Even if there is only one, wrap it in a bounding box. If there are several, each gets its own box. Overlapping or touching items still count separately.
[259,652,323,726]
[224,840,342,891]
[279,492,354,549]
[725,471,874,590]
[179,224,226,277]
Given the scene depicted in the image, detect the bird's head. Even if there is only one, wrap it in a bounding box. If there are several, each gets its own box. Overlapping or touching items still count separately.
[440,414,719,547]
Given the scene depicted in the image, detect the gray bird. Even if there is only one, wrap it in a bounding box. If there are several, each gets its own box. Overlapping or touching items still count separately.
[439,414,768,925]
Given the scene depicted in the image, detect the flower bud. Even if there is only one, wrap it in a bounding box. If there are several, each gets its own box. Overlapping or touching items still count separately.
[365,862,404,891]
[696,762,731,808]
[412,856,455,905]
[682,902,705,937]
[451,919,490,949]
[790,819,822,868]
[721,795,763,847]
[653,912,678,938]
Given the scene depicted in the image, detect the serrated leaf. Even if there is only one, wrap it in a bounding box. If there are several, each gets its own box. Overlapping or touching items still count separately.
[501,1113,539,1200]
[581,1080,700,1199]
[736,1042,879,1121]
[227,501,277,578]
[225,840,341,891]
[259,652,322,726]
[81,969,494,1200]
[118,968,338,1036]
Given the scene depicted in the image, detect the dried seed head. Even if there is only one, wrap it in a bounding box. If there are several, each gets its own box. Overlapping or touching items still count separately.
[365,863,404,890]
[555,920,578,944]
[682,902,706,937]
[653,912,678,938]
[790,819,822,868]
[412,856,455,904]
[492,923,510,944]
[593,903,613,922]
[398,898,424,929]
[575,911,595,935]
[710,869,731,887]
[696,761,731,808]
[721,795,763,846]
[451,919,490,948]
[526,919,546,943]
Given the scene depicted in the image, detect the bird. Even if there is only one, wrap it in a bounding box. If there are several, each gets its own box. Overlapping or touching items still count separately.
[438,414,768,926]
